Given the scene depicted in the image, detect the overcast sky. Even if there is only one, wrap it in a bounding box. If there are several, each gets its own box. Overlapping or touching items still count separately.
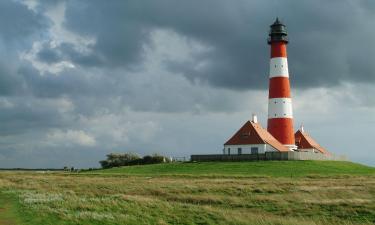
[0,0,374,168]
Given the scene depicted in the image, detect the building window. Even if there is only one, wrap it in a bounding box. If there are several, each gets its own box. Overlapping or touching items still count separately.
[238,148,242,155]
[251,147,258,154]
[228,148,231,155]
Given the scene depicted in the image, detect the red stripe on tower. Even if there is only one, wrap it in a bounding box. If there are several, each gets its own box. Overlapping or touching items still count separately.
[267,18,296,150]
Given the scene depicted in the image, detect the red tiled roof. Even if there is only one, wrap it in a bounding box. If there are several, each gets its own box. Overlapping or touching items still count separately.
[224,121,289,152]
[295,130,329,155]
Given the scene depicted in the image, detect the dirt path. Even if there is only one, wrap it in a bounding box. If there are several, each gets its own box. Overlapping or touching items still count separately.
[0,194,19,225]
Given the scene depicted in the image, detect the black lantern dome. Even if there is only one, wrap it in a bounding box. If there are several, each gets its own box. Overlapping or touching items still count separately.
[268,18,288,44]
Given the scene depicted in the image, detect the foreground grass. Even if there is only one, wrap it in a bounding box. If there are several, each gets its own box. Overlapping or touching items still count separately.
[0,192,20,225]
[0,161,374,224]
[88,161,375,177]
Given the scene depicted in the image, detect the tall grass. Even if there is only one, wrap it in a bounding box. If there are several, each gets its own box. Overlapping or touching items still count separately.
[0,167,374,224]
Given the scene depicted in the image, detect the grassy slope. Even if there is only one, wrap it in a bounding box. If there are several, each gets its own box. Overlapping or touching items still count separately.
[88,161,375,177]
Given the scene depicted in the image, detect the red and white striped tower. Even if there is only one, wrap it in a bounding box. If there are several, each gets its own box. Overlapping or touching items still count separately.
[267,18,296,150]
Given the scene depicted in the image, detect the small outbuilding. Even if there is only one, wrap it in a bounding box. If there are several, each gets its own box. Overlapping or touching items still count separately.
[223,115,289,155]
[295,126,329,155]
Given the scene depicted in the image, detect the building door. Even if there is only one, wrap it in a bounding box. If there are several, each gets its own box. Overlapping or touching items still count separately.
[251,147,258,154]
[228,148,231,155]
[238,148,242,155]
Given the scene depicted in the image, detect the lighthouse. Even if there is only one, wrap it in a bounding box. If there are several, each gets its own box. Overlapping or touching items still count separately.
[214,18,333,160]
[267,18,296,150]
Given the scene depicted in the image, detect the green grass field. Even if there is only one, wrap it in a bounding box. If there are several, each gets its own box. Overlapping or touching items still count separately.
[0,161,374,224]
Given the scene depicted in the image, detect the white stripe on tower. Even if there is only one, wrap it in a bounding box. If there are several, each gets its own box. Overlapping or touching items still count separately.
[269,57,289,78]
[268,98,293,119]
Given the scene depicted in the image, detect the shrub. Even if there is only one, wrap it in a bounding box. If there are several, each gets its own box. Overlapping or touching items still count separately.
[99,152,141,168]
[99,153,170,168]
[142,154,171,164]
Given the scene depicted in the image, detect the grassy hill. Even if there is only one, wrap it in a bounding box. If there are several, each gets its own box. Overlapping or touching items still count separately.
[88,160,375,177]
[0,161,374,225]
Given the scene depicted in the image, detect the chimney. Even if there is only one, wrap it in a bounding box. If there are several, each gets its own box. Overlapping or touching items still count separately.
[252,114,258,123]
[300,124,304,133]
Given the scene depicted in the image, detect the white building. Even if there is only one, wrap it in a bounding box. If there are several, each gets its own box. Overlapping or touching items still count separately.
[223,116,289,155]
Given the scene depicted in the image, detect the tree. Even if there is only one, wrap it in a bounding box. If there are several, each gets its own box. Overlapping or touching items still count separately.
[99,152,141,168]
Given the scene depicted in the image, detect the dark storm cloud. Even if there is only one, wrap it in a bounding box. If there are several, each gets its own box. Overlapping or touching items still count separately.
[0,1,48,42]
[19,64,87,98]
[62,1,152,68]
[0,97,69,135]
[58,43,102,67]
[0,1,49,96]
[0,63,23,96]
[0,1,70,142]
[0,0,373,116]
[46,0,374,90]
[37,44,62,63]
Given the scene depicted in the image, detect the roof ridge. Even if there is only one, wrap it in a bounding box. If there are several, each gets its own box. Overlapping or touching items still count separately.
[224,121,266,146]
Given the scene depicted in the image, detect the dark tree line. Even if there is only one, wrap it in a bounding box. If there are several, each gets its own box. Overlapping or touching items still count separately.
[99,152,171,169]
